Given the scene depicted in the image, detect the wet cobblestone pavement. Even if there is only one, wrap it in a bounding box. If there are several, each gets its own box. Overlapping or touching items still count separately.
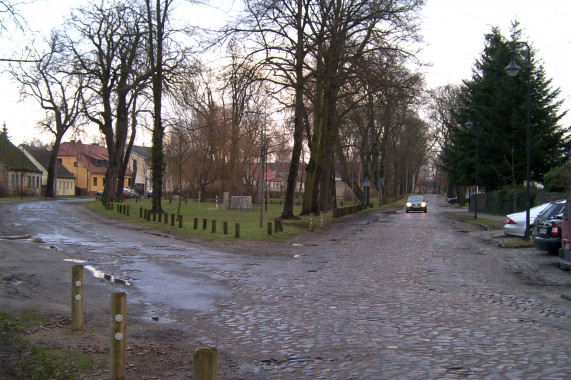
[187,196,571,379]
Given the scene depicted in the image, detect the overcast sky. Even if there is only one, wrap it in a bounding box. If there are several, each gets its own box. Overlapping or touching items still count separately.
[1,0,570,146]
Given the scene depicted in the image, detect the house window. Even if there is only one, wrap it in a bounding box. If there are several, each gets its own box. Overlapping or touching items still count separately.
[93,177,98,186]
[74,161,78,167]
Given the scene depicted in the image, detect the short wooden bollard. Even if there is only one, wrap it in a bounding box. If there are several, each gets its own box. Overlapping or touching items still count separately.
[153,211,156,221]
[223,221,228,235]
[111,292,127,380]
[171,214,175,226]
[235,223,240,238]
[126,205,130,216]
[267,222,272,235]
[139,207,143,218]
[164,212,168,224]
[211,220,216,233]
[194,217,198,230]
[147,210,151,221]
[158,212,162,223]
[201,218,206,230]
[179,215,183,228]
[274,220,279,233]
[193,346,218,380]
[71,265,84,332]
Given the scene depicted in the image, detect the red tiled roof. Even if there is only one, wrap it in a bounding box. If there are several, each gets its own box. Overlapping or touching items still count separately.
[59,141,132,176]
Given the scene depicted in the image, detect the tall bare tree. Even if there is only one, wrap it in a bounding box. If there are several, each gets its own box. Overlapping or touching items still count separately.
[9,31,83,197]
[69,1,149,204]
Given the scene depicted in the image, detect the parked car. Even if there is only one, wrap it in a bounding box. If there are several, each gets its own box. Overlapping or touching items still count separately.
[406,195,427,213]
[95,190,103,196]
[559,199,571,270]
[123,188,138,198]
[532,199,566,254]
[503,202,551,237]
[447,197,458,204]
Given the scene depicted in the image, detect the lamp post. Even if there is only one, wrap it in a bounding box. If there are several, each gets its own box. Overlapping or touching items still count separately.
[465,114,479,220]
[505,41,532,240]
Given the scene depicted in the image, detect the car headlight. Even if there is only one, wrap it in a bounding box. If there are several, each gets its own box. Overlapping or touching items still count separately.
[421,202,426,207]
[406,202,412,207]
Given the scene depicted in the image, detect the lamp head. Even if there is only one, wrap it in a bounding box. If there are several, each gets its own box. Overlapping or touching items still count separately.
[505,51,521,76]
[465,118,474,129]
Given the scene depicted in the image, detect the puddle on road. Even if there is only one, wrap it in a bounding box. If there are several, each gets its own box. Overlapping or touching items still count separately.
[64,259,132,286]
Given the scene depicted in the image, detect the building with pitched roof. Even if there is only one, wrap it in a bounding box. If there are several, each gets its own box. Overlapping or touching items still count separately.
[58,140,132,195]
[0,127,42,197]
[21,145,75,196]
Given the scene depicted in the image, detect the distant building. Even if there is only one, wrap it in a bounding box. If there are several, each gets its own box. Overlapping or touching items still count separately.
[0,128,42,197]
[21,145,75,196]
[130,145,152,196]
[58,140,132,195]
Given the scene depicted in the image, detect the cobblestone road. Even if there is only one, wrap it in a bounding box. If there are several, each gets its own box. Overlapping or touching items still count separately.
[186,194,571,379]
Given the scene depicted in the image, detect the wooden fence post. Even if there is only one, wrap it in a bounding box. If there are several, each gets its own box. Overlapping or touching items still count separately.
[267,222,272,235]
[235,223,240,238]
[111,292,127,380]
[211,220,216,233]
[171,214,175,226]
[203,218,207,230]
[223,221,228,235]
[194,217,198,230]
[193,346,218,380]
[179,215,183,228]
[71,265,83,332]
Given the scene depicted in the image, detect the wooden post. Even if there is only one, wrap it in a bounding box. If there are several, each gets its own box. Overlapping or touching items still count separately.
[267,222,272,235]
[193,346,218,380]
[211,220,216,233]
[235,223,240,238]
[71,265,83,332]
[278,220,283,232]
[203,218,207,230]
[171,214,175,226]
[158,211,162,223]
[111,292,127,380]
[194,217,198,230]
[153,211,156,222]
[127,205,130,216]
[223,221,228,235]
[179,215,183,228]
[139,207,143,218]
[274,219,278,233]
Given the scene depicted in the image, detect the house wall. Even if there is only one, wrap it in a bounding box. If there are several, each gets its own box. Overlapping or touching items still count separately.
[131,152,151,194]
[7,170,42,196]
[56,178,75,196]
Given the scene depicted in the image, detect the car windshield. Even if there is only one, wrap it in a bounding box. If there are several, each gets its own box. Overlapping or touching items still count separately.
[408,196,424,202]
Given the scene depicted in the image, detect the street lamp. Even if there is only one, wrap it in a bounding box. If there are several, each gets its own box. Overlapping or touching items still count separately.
[505,41,532,240]
[465,114,479,220]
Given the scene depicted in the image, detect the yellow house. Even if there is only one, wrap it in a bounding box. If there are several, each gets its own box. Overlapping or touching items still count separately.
[58,140,132,195]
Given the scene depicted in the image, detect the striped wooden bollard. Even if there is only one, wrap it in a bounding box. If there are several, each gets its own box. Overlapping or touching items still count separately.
[71,265,83,332]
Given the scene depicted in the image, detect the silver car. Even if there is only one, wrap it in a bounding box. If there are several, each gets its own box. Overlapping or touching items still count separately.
[406,195,427,213]
[503,202,550,237]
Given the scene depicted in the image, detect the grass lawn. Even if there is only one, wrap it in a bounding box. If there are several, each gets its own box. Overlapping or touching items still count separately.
[86,197,350,242]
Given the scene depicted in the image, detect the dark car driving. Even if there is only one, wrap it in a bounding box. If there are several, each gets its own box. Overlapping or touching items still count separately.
[532,199,566,254]
[406,195,427,213]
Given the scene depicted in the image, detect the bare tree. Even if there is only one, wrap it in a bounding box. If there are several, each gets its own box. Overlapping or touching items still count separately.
[9,31,83,197]
[69,1,149,204]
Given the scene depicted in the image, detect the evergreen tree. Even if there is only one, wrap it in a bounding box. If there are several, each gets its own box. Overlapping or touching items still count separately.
[440,23,569,191]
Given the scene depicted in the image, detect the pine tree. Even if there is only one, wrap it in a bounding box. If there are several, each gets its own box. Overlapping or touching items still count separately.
[440,23,569,191]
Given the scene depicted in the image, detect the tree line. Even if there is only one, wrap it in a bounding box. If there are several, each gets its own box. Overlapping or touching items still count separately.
[2,2,568,217]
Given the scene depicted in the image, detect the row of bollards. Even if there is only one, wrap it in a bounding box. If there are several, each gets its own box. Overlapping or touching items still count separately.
[71,265,218,379]
[108,203,285,237]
